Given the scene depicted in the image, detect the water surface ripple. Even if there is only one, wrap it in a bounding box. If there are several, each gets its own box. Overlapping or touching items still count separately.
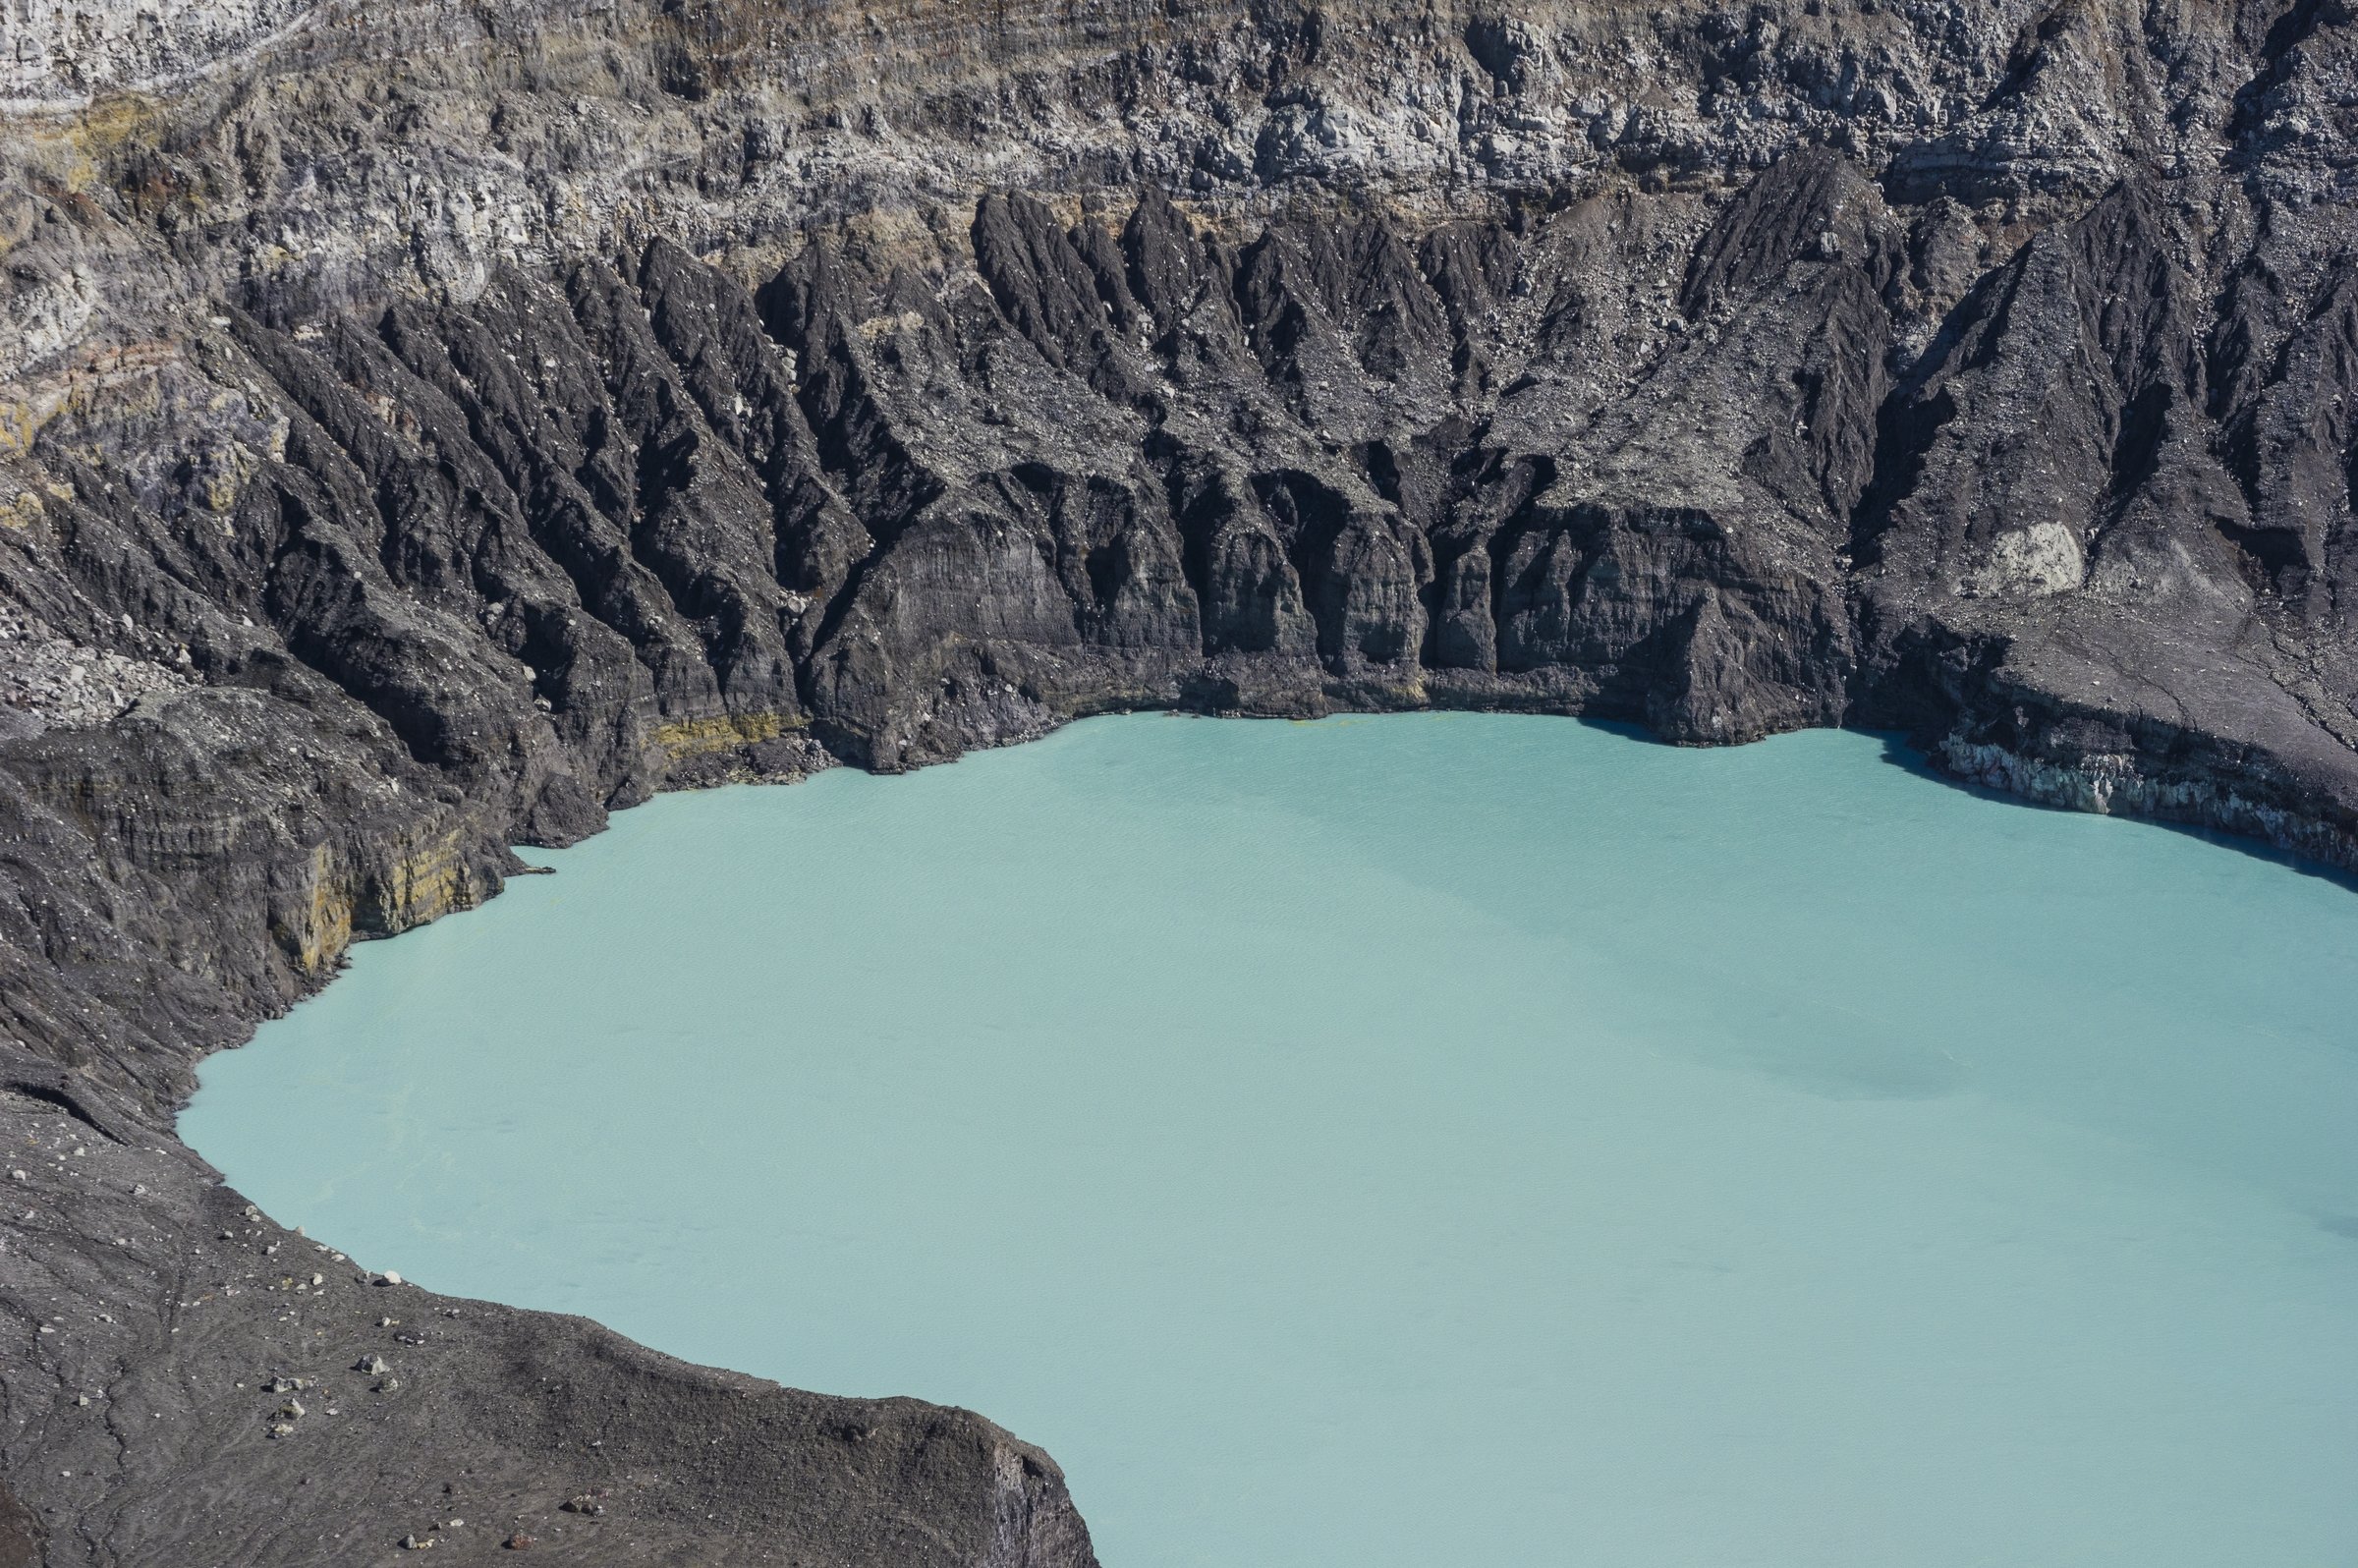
[185,714,2358,1567]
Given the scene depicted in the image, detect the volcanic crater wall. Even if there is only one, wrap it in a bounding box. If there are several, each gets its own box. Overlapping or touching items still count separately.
[3,1,2358,1563]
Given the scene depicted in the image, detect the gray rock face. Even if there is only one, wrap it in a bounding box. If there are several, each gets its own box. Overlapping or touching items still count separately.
[2,0,2356,1561]
[0,0,318,109]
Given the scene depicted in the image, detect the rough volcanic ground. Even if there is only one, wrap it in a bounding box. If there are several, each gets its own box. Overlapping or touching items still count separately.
[2,0,2356,1561]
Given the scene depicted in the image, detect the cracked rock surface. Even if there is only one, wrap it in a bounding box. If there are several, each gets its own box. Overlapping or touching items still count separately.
[2,0,2357,1561]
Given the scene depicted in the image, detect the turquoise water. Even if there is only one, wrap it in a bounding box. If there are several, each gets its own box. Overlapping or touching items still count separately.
[184,714,2358,1567]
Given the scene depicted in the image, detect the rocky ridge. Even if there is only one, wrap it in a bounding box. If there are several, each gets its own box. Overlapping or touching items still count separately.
[2,0,2357,1562]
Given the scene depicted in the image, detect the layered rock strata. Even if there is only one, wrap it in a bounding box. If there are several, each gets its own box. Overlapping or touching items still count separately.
[3,0,2357,1561]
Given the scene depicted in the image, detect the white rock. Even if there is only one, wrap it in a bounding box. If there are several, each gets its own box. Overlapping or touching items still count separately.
[1962,521,2086,598]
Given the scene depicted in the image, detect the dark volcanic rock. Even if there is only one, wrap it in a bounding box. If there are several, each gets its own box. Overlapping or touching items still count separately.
[0,1045,1093,1568]
[3,0,2358,1561]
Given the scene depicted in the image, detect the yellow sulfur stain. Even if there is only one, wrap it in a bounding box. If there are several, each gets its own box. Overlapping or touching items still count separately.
[653,710,803,759]
[51,93,163,194]
[276,844,356,977]
[275,829,482,976]
[378,830,475,931]
[0,403,46,459]
[201,469,246,513]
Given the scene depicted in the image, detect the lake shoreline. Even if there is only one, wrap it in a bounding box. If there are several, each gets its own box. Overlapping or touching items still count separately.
[186,712,2358,1568]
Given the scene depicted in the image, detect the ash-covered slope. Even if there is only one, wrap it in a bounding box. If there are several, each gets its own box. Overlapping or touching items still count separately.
[2,1,2356,1562]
